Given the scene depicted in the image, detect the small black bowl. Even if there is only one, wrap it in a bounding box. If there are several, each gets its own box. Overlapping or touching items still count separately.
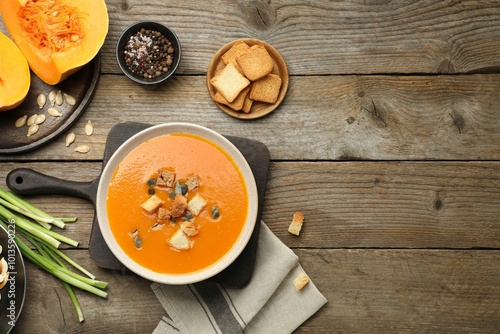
[116,21,181,86]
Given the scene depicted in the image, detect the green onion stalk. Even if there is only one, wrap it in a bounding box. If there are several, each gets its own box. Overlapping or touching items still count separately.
[0,187,108,322]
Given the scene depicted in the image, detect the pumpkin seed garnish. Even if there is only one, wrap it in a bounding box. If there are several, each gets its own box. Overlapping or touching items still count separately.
[55,90,63,106]
[74,144,90,153]
[175,182,188,196]
[133,235,142,249]
[27,124,39,137]
[15,115,27,128]
[64,93,76,106]
[211,206,220,219]
[47,107,63,117]
[37,93,46,109]
[27,114,38,126]
[85,120,93,136]
[48,90,56,106]
[183,212,194,221]
[35,114,46,125]
[65,132,76,147]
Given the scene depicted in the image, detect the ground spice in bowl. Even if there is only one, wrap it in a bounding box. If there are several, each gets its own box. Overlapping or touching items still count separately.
[123,28,175,80]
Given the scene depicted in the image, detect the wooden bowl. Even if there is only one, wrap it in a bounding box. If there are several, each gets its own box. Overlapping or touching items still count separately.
[207,38,289,120]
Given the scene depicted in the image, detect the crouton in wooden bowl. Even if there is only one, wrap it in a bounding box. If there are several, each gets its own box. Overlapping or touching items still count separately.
[96,123,258,284]
[207,38,289,119]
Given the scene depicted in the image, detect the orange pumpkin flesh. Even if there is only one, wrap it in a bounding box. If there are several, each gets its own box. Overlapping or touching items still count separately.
[0,0,108,85]
[0,32,30,112]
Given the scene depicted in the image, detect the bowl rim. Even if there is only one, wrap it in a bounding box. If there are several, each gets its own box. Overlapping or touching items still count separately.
[116,20,182,85]
[95,122,258,284]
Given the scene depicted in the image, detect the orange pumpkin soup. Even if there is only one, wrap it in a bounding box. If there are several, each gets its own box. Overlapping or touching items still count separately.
[106,133,249,275]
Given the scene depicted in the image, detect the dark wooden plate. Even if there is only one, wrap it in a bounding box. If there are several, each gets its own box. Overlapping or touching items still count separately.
[0,55,100,154]
[207,38,289,120]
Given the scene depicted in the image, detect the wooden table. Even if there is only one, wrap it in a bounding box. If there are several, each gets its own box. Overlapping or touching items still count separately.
[2,1,500,332]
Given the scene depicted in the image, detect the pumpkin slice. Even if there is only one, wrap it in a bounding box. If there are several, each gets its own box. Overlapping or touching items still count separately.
[0,32,30,112]
[0,0,108,85]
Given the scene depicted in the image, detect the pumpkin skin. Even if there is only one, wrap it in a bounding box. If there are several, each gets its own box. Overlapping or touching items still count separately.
[0,0,108,85]
[0,32,30,112]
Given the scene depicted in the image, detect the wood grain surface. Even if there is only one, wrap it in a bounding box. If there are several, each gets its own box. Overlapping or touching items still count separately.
[1,0,499,333]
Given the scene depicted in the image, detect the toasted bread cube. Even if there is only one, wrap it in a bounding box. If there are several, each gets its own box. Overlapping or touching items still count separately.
[221,41,250,72]
[210,63,250,103]
[188,194,207,216]
[157,169,176,188]
[168,229,190,250]
[157,207,171,223]
[249,73,282,104]
[288,212,304,236]
[180,221,198,236]
[293,273,310,291]
[186,175,201,191]
[171,194,188,218]
[141,195,163,214]
[236,44,274,81]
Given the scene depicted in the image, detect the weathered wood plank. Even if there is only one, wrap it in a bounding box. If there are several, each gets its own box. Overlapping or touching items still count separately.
[1,161,498,249]
[10,249,500,333]
[296,249,500,333]
[2,0,500,75]
[1,74,500,161]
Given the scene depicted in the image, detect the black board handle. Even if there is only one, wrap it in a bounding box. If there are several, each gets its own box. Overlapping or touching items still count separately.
[6,168,98,204]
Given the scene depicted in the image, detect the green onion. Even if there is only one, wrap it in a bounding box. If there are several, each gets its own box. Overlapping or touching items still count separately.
[0,187,107,322]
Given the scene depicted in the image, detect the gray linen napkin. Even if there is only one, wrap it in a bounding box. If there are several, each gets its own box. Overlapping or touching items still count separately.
[151,221,327,334]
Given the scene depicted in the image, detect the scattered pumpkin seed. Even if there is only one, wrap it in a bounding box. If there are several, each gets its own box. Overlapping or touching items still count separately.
[27,114,38,126]
[85,120,93,136]
[151,222,162,231]
[211,206,220,219]
[27,124,39,137]
[74,144,90,153]
[168,190,176,199]
[65,132,76,147]
[47,107,63,117]
[15,115,27,128]
[35,114,46,125]
[133,235,142,249]
[37,94,46,109]
[183,212,194,221]
[48,90,56,106]
[170,217,177,223]
[55,90,63,106]
[64,93,76,106]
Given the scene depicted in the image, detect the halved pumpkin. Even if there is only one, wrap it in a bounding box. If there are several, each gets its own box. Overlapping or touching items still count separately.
[0,0,108,85]
[0,31,30,111]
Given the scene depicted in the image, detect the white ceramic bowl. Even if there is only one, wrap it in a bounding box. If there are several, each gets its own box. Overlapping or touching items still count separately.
[96,122,258,284]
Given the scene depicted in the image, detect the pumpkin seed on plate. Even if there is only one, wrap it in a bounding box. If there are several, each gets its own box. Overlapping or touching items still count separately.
[27,114,38,126]
[65,132,76,147]
[48,107,63,117]
[64,93,76,106]
[55,90,63,106]
[15,115,27,128]
[85,120,93,136]
[48,90,56,106]
[35,114,46,125]
[27,124,39,137]
[37,93,46,109]
[74,144,90,153]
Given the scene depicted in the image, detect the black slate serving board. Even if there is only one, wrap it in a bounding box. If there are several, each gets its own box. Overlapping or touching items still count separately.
[6,121,270,287]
